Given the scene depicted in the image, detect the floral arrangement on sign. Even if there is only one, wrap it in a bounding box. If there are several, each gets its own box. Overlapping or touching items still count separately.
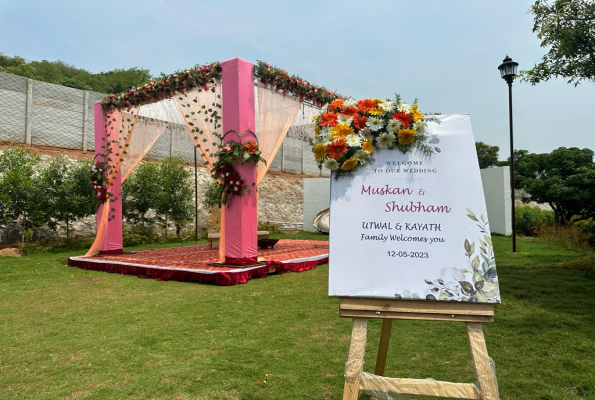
[311,97,439,178]
[210,140,266,206]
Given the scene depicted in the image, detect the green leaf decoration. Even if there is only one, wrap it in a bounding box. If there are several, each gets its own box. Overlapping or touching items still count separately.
[466,208,478,221]
[459,281,475,295]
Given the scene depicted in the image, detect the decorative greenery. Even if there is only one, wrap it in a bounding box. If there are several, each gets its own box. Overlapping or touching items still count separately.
[522,0,595,85]
[311,96,439,179]
[395,209,500,303]
[210,141,266,206]
[254,60,343,105]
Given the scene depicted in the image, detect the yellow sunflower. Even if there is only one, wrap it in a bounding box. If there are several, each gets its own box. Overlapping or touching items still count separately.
[398,128,415,146]
[331,123,354,139]
[411,105,424,122]
[340,157,358,171]
[361,140,374,153]
[368,107,385,116]
[313,143,326,162]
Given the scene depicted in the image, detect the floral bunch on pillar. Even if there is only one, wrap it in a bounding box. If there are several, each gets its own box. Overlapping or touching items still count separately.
[210,141,266,206]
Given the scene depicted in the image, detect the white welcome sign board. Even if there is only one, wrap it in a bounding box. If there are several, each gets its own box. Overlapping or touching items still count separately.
[329,114,500,303]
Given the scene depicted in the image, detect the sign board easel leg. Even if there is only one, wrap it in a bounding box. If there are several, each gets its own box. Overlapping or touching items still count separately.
[339,298,500,400]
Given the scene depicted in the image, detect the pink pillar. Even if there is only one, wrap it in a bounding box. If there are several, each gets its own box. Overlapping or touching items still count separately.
[221,58,258,265]
[93,103,123,254]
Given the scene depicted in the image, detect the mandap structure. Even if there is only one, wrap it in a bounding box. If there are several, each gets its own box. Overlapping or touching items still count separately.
[75,57,338,276]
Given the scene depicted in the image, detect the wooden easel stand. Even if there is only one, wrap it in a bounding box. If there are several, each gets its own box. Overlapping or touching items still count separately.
[340,298,499,400]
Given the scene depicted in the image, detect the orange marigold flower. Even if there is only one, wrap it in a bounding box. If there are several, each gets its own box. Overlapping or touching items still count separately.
[392,111,412,128]
[361,140,374,153]
[244,141,258,154]
[319,112,338,127]
[353,114,368,130]
[357,99,377,113]
[329,99,345,110]
[341,157,358,171]
[326,139,348,160]
[331,123,354,139]
[398,128,415,146]
[341,107,358,117]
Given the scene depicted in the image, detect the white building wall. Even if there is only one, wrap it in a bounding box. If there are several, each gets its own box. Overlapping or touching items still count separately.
[303,178,330,232]
[480,166,512,235]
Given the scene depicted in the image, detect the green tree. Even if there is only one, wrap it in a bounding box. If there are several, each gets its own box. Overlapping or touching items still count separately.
[500,149,549,189]
[122,161,160,226]
[39,155,95,243]
[522,147,595,223]
[99,68,152,94]
[0,147,44,243]
[475,142,500,169]
[523,0,595,85]
[155,157,193,236]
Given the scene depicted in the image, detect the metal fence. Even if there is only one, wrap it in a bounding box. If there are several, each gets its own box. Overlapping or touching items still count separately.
[0,71,328,176]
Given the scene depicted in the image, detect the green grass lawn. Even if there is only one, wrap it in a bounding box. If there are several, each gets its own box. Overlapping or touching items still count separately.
[0,234,593,400]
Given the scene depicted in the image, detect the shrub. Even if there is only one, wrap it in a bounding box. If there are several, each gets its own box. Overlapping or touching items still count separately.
[558,254,595,276]
[123,225,162,246]
[574,218,595,247]
[258,221,282,234]
[515,205,554,236]
[538,224,593,253]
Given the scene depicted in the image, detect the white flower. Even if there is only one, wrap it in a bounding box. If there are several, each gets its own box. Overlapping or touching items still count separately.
[236,181,240,185]
[234,187,238,191]
[345,134,363,147]
[379,100,396,112]
[343,99,357,108]
[376,132,396,149]
[324,158,339,170]
[337,114,353,125]
[360,128,374,141]
[397,102,412,112]
[414,120,426,134]
[354,150,371,164]
[387,119,401,133]
[366,117,384,132]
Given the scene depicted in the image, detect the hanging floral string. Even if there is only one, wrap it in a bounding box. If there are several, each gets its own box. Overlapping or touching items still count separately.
[100,62,222,115]
[210,141,266,206]
[254,61,344,106]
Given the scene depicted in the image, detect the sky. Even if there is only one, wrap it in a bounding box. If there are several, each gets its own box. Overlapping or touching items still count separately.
[0,0,593,159]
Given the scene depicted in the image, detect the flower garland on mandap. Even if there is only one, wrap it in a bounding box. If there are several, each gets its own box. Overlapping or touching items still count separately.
[211,141,266,206]
[312,97,439,178]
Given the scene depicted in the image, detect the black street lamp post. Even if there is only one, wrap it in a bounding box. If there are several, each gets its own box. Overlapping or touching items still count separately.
[498,55,518,254]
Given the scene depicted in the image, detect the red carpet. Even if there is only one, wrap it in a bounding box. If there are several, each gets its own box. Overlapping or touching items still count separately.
[68,239,329,286]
